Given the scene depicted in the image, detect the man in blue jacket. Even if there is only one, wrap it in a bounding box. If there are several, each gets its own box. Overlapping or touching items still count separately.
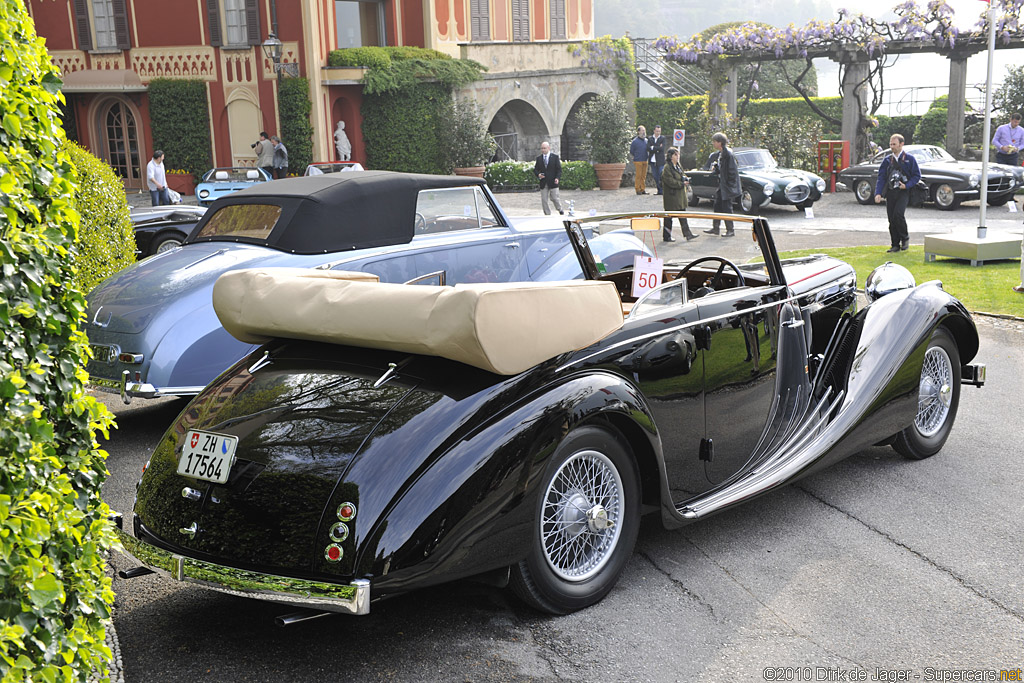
[630,126,649,194]
[874,134,921,253]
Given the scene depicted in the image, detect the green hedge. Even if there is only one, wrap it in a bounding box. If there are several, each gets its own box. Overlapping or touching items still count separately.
[561,160,597,190]
[327,46,451,68]
[1,2,117,680]
[330,46,484,95]
[874,114,919,146]
[279,77,313,173]
[485,160,534,190]
[147,79,212,180]
[63,141,136,292]
[915,107,947,146]
[362,82,450,173]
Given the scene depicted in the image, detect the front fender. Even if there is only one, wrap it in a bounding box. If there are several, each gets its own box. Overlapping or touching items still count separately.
[354,371,661,597]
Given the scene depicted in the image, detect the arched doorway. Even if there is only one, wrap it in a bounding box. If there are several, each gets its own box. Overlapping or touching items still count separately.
[96,98,143,189]
[560,93,597,162]
[487,100,548,161]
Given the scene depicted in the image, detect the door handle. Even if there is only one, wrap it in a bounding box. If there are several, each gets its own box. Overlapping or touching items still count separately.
[505,242,520,249]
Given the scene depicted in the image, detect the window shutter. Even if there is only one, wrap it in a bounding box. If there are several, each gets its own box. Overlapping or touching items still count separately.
[470,0,489,41]
[207,0,222,47]
[111,0,131,49]
[549,0,565,39]
[72,0,92,51]
[512,0,529,41]
[245,0,262,45]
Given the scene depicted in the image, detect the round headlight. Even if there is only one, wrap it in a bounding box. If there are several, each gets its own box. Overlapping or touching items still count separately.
[762,182,774,196]
[815,178,826,192]
[968,173,980,188]
[198,189,210,198]
[865,262,916,302]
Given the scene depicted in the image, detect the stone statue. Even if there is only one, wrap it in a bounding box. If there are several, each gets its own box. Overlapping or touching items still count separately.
[334,120,352,161]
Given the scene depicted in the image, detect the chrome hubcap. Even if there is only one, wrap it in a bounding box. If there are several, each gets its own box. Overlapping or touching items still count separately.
[156,239,182,254]
[541,449,624,582]
[916,346,953,437]
[936,185,954,206]
[856,181,872,201]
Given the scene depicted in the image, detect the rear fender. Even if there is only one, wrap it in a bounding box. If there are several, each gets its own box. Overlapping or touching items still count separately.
[356,371,661,597]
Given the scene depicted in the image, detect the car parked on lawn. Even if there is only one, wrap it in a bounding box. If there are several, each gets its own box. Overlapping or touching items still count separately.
[838,144,1024,210]
[686,147,827,214]
[195,167,272,206]
[129,205,207,256]
[86,172,650,402]
[113,209,984,619]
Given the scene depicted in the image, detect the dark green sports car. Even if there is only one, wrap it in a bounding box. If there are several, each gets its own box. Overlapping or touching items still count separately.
[685,147,827,214]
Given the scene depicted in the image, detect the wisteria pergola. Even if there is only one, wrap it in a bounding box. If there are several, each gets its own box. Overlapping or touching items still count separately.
[655,0,1024,161]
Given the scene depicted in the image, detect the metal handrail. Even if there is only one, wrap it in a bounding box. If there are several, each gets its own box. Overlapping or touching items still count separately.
[632,38,709,96]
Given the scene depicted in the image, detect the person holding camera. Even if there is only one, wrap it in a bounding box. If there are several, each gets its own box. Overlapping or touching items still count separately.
[253,131,274,178]
[874,133,921,253]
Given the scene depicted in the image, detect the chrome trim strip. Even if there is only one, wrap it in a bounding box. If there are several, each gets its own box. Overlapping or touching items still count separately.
[115,527,371,615]
[90,380,206,402]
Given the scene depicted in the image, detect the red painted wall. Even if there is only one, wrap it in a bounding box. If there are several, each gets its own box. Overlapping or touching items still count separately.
[29,0,75,50]
[493,0,508,41]
[132,4,203,46]
[532,0,545,40]
[400,0,425,47]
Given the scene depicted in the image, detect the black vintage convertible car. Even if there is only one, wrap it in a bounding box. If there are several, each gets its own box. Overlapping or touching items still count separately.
[838,144,1024,210]
[686,148,827,214]
[114,210,985,619]
[129,204,207,256]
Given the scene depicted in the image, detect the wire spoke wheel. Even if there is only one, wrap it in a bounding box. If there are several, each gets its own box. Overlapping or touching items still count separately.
[915,346,953,437]
[540,450,623,582]
[510,425,640,614]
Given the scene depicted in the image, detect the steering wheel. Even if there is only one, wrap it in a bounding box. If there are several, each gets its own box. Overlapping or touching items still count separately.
[677,256,746,296]
[414,212,427,233]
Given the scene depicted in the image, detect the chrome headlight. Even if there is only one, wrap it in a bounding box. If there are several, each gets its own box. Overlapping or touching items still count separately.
[815,178,826,192]
[762,182,774,196]
[865,262,916,302]
[198,189,210,198]
[968,173,980,187]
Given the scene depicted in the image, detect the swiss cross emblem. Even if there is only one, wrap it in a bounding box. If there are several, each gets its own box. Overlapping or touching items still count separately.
[191,433,199,448]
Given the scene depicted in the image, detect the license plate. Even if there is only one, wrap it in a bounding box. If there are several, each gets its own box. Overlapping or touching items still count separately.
[90,343,117,363]
[178,430,238,484]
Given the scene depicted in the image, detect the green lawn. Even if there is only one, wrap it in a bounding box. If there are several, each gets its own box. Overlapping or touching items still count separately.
[777,245,1024,318]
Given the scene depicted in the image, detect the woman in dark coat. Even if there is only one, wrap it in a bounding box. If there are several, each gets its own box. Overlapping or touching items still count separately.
[661,147,697,241]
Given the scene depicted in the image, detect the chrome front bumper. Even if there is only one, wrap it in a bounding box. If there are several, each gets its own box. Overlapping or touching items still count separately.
[962,362,986,387]
[115,524,371,615]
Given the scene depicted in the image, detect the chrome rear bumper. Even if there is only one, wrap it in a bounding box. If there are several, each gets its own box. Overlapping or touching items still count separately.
[89,370,203,404]
[114,524,371,615]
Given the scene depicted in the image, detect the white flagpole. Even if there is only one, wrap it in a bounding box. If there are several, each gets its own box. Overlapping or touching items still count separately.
[978,0,998,238]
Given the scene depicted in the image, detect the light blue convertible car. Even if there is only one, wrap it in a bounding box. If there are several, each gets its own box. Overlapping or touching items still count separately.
[195,167,272,206]
[86,171,650,402]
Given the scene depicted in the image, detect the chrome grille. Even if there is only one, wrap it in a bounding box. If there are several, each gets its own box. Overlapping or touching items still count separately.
[784,181,810,203]
[987,176,1013,192]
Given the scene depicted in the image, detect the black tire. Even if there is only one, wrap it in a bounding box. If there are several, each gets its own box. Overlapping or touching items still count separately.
[738,190,758,215]
[854,179,874,204]
[932,183,960,210]
[796,200,814,211]
[893,327,961,460]
[152,232,186,255]
[987,194,1010,207]
[510,425,640,614]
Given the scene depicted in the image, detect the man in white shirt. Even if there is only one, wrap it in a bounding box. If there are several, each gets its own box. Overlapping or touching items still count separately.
[146,150,170,206]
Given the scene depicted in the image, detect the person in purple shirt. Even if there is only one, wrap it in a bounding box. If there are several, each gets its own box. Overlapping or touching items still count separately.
[992,112,1024,166]
[874,134,922,253]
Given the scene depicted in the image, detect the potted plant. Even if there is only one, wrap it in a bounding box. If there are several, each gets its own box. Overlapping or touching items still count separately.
[572,92,632,190]
[444,100,496,178]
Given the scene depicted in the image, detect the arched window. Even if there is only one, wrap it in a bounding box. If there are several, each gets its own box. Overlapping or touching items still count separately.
[99,100,142,186]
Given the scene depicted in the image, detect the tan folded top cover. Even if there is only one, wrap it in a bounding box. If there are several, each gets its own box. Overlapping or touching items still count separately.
[213,268,624,375]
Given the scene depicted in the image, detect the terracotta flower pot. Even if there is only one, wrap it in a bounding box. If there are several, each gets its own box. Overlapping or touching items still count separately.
[453,166,485,179]
[165,172,196,196]
[593,163,626,190]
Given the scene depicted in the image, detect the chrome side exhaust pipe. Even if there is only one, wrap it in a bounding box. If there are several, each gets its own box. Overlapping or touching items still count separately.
[275,609,335,627]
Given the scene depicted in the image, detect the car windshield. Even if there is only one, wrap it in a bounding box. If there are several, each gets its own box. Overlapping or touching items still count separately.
[194,204,282,241]
[206,168,263,183]
[305,163,363,175]
[734,149,777,170]
[911,146,955,163]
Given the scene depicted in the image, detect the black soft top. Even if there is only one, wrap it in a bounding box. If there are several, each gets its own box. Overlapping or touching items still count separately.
[186,171,487,254]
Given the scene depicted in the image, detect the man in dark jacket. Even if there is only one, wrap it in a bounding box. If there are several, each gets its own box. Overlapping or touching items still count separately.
[704,132,742,236]
[648,125,667,195]
[533,141,563,215]
[874,133,922,252]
